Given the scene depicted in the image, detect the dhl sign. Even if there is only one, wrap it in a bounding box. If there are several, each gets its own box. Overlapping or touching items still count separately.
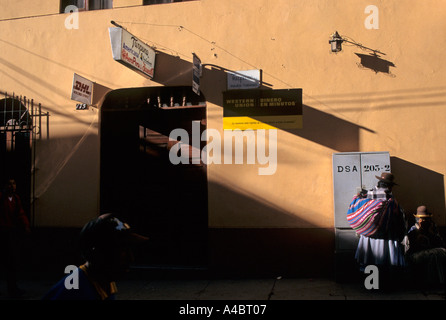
[71,73,93,105]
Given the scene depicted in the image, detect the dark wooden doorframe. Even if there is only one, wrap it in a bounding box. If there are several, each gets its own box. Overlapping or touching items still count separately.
[100,86,208,269]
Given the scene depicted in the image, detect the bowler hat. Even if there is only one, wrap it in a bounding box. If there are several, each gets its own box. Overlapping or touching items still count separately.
[413,205,433,218]
[375,172,398,185]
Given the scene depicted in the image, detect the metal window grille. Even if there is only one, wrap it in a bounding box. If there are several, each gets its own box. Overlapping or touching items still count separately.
[0,91,49,227]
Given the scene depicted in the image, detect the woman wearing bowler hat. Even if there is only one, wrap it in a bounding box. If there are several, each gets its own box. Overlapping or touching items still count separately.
[353,172,408,288]
[406,206,446,289]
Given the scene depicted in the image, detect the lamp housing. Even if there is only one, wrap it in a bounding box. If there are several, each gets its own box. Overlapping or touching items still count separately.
[329,31,343,53]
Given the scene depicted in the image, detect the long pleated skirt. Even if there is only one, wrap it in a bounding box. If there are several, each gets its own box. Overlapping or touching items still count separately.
[355,235,406,270]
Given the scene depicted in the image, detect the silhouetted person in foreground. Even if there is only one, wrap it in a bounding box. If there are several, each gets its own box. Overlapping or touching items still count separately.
[406,206,446,290]
[0,178,31,298]
[43,213,148,300]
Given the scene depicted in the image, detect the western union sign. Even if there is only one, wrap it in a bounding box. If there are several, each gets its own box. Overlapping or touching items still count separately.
[223,89,303,130]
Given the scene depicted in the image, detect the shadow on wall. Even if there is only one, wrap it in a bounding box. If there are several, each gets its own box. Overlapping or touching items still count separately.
[355,53,396,76]
[207,180,335,278]
[391,157,446,228]
[98,85,337,277]
[153,51,272,101]
[153,51,376,152]
[286,105,375,152]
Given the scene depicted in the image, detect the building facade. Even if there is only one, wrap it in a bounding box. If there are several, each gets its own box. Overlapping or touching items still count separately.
[1,0,445,278]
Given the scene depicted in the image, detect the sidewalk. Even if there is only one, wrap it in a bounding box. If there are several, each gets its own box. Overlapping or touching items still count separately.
[1,273,444,301]
[116,277,446,301]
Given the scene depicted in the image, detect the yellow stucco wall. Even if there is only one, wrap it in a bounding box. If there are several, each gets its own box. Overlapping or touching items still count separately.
[0,0,59,20]
[0,0,445,228]
[114,0,143,8]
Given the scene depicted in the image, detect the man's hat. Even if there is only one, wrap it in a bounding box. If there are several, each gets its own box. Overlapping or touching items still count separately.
[375,172,398,185]
[413,205,433,218]
[79,214,149,256]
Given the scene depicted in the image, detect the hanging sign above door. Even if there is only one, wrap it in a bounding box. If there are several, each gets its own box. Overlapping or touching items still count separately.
[227,70,260,90]
[192,53,202,95]
[109,27,156,79]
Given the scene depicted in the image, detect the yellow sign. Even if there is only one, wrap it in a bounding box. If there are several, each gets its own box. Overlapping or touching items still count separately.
[223,115,303,130]
[223,89,302,130]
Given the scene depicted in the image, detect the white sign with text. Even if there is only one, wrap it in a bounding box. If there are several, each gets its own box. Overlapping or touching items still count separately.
[109,27,156,79]
[71,73,93,105]
[227,70,260,90]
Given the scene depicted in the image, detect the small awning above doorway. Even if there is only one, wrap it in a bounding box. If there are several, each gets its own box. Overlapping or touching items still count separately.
[101,86,206,111]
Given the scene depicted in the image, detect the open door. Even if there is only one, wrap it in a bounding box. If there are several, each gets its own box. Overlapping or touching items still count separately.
[100,86,208,269]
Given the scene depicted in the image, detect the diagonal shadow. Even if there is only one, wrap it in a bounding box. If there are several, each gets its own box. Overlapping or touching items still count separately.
[207,180,335,278]
[0,60,102,130]
[151,51,374,152]
[286,105,375,152]
[390,157,446,229]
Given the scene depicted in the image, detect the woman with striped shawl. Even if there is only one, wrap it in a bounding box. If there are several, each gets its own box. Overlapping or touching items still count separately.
[347,173,408,287]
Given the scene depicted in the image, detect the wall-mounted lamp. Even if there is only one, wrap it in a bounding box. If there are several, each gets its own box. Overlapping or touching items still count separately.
[329,31,344,53]
[111,20,124,29]
[329,31,385,56]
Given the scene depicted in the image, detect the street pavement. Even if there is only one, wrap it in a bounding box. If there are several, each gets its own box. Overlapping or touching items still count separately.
[0,271,444,319]
[1,272,444,301]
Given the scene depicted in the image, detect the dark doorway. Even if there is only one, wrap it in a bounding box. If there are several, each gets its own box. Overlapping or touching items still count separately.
[100,86,208,269]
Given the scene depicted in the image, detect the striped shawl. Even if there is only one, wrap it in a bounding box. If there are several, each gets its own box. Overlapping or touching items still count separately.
[347,194,405,240]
